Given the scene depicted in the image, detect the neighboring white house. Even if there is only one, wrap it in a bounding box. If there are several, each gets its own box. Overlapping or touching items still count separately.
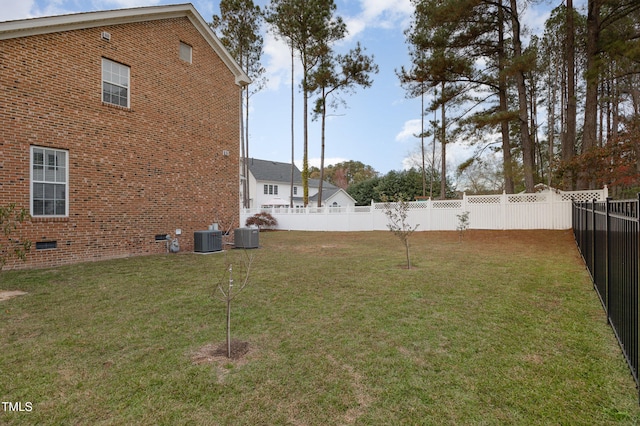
[245,158,356,208]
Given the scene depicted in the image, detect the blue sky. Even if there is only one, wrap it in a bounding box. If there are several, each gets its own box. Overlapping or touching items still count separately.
[1,0,586,176]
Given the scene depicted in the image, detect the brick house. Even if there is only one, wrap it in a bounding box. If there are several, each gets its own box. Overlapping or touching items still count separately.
[0,4,250,269]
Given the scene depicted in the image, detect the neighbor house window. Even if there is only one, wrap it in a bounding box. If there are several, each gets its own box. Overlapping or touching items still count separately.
[31,147,68,217]
[179,42,192,63]
[102,58,130,107]
[263,184,278,195]
[293,187,298,195]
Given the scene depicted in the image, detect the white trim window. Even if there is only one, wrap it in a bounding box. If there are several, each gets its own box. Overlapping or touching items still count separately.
[179,41,192,63]
[263,184,278,195]
[31,147,68,217]
[102,58,130,107]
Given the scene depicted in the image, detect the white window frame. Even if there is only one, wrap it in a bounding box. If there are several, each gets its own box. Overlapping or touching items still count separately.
[30,146,69,217]
[179,41,192,63]
[102,58,130,107]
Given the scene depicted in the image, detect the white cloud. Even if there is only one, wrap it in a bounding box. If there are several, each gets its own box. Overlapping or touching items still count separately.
[103,0,161,8]
[522,3,551,41]
[262,31,296,92]
[0,0,36,21]
[0,0,165,22]
[395,118,422,143]
[261,0,414,90]
[343,0,413,40]
[261,27,312,92]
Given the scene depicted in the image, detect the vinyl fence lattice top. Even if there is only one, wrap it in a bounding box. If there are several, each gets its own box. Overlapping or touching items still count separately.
[242,187,609,232]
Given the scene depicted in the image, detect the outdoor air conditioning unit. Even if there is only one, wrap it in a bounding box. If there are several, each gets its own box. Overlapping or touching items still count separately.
[194,230,222,253]
[234,228,259,249]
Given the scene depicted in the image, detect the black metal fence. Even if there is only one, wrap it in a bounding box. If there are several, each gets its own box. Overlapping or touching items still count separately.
[572,197,639,396]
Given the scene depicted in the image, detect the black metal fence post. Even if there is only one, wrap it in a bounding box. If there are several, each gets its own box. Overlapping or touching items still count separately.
[572,195,640,403]
[592,198,597,287]
[637,193,640,404]
[606,197,611,320]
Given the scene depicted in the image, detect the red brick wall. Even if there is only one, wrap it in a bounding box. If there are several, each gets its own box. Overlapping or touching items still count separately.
[0,17,241,269]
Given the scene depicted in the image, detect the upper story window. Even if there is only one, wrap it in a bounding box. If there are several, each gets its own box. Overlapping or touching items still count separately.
[179,42,192,64]
[102,58,130,107]
[263,184,278,195]
[31,146,68,217]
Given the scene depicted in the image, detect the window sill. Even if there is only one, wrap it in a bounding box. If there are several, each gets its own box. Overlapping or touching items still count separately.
[31,217,69,223]
[102,102,132,111]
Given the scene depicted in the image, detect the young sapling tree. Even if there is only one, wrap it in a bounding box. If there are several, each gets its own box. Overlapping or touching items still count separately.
[382,194,419,269]
[216,248,254,358]
[456,211,470,242]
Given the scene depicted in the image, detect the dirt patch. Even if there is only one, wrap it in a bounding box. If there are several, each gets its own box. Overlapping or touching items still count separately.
[0,290,27,301]
[191,339,250,364]
[191,340,253,383]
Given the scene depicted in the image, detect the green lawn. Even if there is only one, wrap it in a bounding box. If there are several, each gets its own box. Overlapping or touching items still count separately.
[1,230,639,425]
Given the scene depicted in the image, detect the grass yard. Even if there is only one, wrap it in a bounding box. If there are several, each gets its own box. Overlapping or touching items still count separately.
[1,230,639,425]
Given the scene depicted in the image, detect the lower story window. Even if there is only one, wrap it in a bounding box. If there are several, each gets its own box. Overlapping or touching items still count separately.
[31,146,68,217]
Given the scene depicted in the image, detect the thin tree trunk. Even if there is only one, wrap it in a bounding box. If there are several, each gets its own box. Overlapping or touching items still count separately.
[240,87,247,209]
[548,65,557,188]
[290,47,295,208]
[498,3,514,194]
[226,298,231,358]
[580,0,601,188]
[421,84,426,198]
[245,86,251,209]
[563,0,577,190]
[303,77,309,206]
[430,98,437,199]
[440,81,447,200]
[612,72,619,139]
[509,0,535,192]
[405,239,411,269]
[318,91,326,207]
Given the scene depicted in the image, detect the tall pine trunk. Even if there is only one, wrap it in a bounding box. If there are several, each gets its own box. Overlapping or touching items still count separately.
[302,75,309,206]
[580,0,601,189]
[290,47,295,208]
[498,2,514,193]
[563,0,577,190]
[509,0,535,192]
[318,90,326,207]
[440,81,447,199]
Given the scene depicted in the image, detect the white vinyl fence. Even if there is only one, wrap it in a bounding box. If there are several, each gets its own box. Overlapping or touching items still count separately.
[240,188,608,232]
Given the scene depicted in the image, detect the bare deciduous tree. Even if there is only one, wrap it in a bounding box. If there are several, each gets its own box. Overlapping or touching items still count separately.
[382,195,419,269]
[216,249,254,358]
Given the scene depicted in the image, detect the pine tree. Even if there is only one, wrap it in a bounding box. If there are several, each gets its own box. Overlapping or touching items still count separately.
[211,0,265,209]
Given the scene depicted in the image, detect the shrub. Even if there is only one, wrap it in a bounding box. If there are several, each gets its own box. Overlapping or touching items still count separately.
[1,203,32,269]
[245,212,278,230]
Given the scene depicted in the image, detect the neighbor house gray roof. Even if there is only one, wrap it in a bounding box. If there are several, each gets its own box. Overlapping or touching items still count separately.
[248,159,302,183]
[249,158,341,201]
[308,185,340,202]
